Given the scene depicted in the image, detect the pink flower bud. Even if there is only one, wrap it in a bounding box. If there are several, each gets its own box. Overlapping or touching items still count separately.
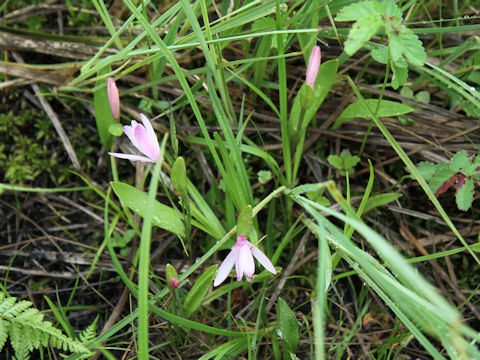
[107,77,120,119]
[170,278,180,289]
[305,46,321,89]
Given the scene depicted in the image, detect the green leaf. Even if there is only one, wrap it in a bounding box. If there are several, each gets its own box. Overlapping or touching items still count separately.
[449,150,468,172]
[363,193,402,213]
[93,67,116,151]
[276,298,299,352]
[257,170,272,184]
[237,205,253,238]
[456,178,474,211]
[332,99,414,129]
[171,156,188,194]
[416,161,437,181]
[342,154,361,170]
[327,154,343,170]
[415,90,430,104]
[111,182,185,237]
[343,15,382,56]
[391,60,408,89]
[428,168,456,194]
[183,265,218,318]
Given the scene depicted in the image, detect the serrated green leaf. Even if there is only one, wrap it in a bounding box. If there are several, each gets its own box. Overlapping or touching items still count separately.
[371,45,388,64]
[332,99,414,129]
[343,155,360,170]
[327,155,343,170]
[416,161,437,181]
[364,193,402,213]
[276,298,299,352]
[449,150,469,172]
[401,28,427,66]
[111,182,185,237]
[335,1,380,21]
[183,265,218,318]
[343,15,382,56]
[456,178,474,211]
[391,60,408,89]
[428,168,456,194]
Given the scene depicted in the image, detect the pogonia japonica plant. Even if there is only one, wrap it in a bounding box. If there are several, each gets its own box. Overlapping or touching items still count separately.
[213,235,277,286]
[109,113,160,162]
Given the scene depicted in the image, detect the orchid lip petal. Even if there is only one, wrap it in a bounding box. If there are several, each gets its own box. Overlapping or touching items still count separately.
[251,247,277,274]
[214,247,239,287]
[238,244,255,281]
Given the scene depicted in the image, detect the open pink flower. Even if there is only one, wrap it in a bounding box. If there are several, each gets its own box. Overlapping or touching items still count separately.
[107,77,120,119]
[108,113,160,162]
[305,46,321,89]
[213,235,277,286]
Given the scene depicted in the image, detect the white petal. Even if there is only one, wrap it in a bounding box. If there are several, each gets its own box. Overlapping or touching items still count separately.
[237,245,254,281]
[108,152,153,162]
[213,248,238,287]
[252,247,277,274]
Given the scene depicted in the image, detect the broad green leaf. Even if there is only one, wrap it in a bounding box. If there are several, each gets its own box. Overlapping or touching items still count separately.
[276,297,299,352]
[456,178,474,211]
[111,182,185,237]
[428,168,456,194]
[183,265,218,318]
[449,150,468,172]
[343,15,382,56]
[171,157,187,194]
[237,205,253,238]
[415,91,430,104]
[391,61,408,89]
[327,155,343,170]
[416,162,436,181]
[94,67,116,151]
[363,193,402,213]
[343,154,360,170]
[332,99,414,129]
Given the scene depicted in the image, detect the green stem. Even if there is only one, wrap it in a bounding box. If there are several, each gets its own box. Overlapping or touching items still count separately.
[137,135,168,360]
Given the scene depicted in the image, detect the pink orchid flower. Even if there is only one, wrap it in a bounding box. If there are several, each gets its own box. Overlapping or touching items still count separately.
[213,235,277,287]
[108,113,160,162]
[107,77,120,119]
[305,46,321,89]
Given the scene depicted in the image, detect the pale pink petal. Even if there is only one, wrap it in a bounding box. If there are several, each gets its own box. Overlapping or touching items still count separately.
[140,114,160,160]
[214,247,239,287]
[107,77,120,119]
[123,122,143,152]
[237,244,254,281]
[108,152,153,162]
[132,123,159,161]
[305,46,321,89]
[251,247,277,274]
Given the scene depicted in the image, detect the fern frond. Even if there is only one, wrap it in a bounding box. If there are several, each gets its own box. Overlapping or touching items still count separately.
[78,315,98,344]
[0,318,9,351]
[3,300,33,318]
[0,294,90,359]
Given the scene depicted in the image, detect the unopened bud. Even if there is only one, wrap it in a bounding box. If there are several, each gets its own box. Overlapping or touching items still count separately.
[107,77,120,119]
[305,46,321,89]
